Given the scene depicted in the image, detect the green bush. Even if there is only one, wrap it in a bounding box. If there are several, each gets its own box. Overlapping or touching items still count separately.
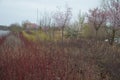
[65,27,79,39]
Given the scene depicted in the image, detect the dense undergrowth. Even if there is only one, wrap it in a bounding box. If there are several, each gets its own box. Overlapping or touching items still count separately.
[0,36,6,45]
[0,32,120,80]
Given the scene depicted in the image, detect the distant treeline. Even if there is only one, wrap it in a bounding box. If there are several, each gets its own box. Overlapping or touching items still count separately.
[0,25,9,30]
[0,25,22,32]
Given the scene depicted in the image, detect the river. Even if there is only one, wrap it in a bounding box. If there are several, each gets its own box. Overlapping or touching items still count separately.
[0,30,10,37]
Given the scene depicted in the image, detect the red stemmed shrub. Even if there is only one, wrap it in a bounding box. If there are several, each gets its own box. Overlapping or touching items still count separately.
[0,32,120,80]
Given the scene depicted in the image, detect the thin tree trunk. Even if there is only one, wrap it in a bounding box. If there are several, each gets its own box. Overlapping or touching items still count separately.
[95,30,98,40]
[62,27,64,43]
[109,30,115,45]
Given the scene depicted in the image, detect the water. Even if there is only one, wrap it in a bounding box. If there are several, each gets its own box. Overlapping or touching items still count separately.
[0,30,10,37]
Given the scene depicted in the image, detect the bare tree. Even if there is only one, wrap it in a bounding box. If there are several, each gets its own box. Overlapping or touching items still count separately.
[53,6,72,41]
[39,12,52,30]
[103,0,120,45]
[88,7,107,38]
[39,12,53,40]
[78,11,86,31]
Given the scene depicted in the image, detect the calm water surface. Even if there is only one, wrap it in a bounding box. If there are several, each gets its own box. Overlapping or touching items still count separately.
[0,30,10,37]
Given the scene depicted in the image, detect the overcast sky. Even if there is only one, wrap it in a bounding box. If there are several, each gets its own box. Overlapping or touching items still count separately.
[0,0,101,26]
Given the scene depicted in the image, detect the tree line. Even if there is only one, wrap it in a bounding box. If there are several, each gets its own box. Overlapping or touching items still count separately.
[6,0,120,45]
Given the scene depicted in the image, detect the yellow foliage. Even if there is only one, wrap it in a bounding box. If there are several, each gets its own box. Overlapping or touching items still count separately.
[22,30,50,41]
[22,31,36,41]
[22,30,66,42]
[54,31,62,41]
[36,30,50,41]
